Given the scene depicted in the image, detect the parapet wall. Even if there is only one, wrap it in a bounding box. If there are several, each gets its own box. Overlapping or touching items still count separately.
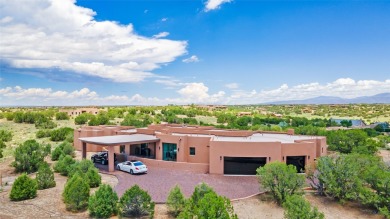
[127,156,209,174]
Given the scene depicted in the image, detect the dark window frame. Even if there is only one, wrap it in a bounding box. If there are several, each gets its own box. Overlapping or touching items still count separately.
[189,147,196,156]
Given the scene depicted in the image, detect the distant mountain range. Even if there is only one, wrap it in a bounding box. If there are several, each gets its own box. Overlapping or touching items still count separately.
[266,93,390,104]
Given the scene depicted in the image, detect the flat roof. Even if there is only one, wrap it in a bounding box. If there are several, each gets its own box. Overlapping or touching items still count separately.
[171,132,321,143]
[79,134,159,146]
[212,133,320,143]
[119,129,137,133]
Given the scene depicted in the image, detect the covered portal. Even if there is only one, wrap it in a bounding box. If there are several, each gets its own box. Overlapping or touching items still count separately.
[79,134,160,172]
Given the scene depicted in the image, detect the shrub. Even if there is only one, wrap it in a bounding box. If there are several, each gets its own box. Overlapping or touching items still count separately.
[85,168,101,188]
[13,111,25,123]
[0,129,13,142]
[75,114,88,125]
[56,112,70,120]
[51,146,63,161]
[190,182,214,205]
[283,195,324,219]
[36,129,52,138]
[50,127,74,142]
[0,140,5,158]
[88,114,109,126]
[36,162,56,190]
[12,140,51,173]
[9,174,38,201]
[166,185,186,217]
[118,184,155,218]
[88,184,118,218]
[51,142,75,161]
[65,133,74,143]
[178,183,237,219]
[5,112,14,121]
[191,192,237,219]
[35,118,57,129]
[315,155,363,202]
[62,142,75,156]
[63,173,90,212]
[68,159,101,188]
[54,155,76,176]
[256,161,305,204]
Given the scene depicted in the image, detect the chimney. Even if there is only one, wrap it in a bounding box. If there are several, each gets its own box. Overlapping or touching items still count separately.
[287,129,294,135]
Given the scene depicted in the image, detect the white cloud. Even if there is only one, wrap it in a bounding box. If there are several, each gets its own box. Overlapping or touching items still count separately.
[153,32,169,39]
[0,0,187,83]
[182,55,199,63]
[225,78,390,104]
[1,78,389,106]
[154,79,182,87]
[177,83,210,102]
[225,83,239,89]
[204,0,232,12]
[0,84,225,105]
[161,17,168,22]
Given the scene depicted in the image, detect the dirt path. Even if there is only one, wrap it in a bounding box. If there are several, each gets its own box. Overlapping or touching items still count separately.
[232,195,284,219]
[306,193,383,219]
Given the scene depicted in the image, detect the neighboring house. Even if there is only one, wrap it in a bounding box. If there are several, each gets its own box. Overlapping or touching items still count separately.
[59,107,103,117]
[370,122,389,130]
[330,118,366,127]
[237,112,252,116]
[75,124,327,175]
[278,121,289,128]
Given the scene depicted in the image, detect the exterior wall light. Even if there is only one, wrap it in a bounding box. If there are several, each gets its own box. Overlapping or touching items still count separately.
[220,156,222,161]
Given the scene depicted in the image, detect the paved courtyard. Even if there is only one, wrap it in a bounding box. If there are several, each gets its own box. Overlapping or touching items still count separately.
[96,164,262,203]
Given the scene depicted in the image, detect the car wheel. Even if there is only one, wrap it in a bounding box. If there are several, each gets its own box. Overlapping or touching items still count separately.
[91,157,95,163]
[130,169,134,175]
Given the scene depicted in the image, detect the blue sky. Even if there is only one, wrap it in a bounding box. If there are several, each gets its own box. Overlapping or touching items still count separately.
[0,0,389,106]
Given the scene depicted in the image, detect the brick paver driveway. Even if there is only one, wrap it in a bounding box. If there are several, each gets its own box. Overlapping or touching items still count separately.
[96,164,262,203]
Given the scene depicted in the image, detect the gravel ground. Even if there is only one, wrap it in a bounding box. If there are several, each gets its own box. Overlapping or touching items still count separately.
[98,164,261,203]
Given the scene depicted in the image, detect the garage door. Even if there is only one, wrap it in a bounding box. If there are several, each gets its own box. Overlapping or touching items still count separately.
[224,157,267,175]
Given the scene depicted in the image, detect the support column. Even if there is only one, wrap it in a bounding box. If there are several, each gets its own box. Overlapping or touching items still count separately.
[108,146,115,172]
[125,144,131,156]
[82,142,87,159]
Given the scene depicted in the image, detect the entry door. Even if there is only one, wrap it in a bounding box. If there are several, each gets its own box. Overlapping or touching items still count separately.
[162,143,177,161]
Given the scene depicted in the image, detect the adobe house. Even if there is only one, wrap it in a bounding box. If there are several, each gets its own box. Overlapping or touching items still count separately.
[75,124,327,175]
[59,107,103,117]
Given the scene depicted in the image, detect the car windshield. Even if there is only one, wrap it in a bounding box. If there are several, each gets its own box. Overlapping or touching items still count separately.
[133,162,144,166]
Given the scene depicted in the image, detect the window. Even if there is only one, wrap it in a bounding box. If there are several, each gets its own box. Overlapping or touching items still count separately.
[120,145,125,153]
[190,147,196,156]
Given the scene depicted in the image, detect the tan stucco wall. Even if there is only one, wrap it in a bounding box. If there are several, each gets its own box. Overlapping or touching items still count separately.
[155,134,181,161]
[209,141,282,174]
[281,142,316,166]
[128,156,209,173]
[75,125,328,175]
[186,136,211,164]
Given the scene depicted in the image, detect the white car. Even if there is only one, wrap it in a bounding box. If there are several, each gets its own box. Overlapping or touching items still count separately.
[116,160,148,175]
